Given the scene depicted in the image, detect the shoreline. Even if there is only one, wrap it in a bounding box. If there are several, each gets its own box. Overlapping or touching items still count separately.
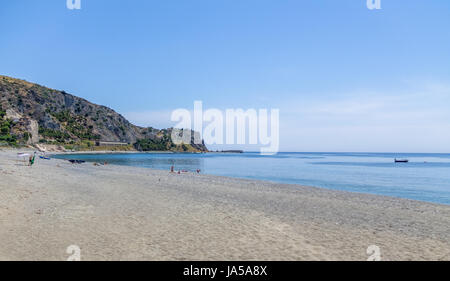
[1,149,449,260]
[50,150,450,207]
[5,147,450,206]
[55,156,450,208]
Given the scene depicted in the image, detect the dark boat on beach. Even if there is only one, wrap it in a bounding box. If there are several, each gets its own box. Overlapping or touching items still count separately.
[395,159,409,163]
[68,159,86,164]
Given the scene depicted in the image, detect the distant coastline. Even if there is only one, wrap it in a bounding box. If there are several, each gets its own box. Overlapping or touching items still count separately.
[209,150,244,154]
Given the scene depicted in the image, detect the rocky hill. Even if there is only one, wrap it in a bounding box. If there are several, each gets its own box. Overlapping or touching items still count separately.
[0,75,207,152]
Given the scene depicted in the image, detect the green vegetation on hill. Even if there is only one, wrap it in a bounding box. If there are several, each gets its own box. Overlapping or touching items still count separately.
[134,137,172,151]
[38,127,71,142]
[0,104,17,145]
[50,110,101,141]
[0,106,5,119]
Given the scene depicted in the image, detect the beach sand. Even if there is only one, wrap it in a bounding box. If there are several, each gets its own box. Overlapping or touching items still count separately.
[0,149,449,261]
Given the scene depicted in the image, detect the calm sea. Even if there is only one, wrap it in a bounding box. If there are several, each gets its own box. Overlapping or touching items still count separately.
[53,152,450,205]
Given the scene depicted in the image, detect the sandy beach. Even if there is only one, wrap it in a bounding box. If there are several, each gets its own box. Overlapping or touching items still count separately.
[0,149,449,261]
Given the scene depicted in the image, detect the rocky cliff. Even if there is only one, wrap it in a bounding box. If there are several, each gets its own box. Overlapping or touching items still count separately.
[0,75,207,152]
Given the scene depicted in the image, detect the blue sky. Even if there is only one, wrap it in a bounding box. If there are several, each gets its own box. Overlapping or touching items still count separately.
[1,0,450,152]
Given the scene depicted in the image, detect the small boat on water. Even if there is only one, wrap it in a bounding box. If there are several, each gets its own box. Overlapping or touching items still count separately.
[395,159,409,163]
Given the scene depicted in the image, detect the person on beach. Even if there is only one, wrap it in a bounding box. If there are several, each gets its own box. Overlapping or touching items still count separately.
[29,153,36,166]
[170,166,174,173]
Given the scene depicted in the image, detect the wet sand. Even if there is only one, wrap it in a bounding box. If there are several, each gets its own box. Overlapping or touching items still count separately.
[0,149,449,261]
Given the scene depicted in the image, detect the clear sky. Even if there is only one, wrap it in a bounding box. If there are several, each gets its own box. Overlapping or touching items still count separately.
[1,0,450,152]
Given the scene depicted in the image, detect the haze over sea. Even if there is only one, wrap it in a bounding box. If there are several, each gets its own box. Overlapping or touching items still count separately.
[54,152,450,205]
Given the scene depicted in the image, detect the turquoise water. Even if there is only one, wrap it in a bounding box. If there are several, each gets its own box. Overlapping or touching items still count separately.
[53,152,450,205]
